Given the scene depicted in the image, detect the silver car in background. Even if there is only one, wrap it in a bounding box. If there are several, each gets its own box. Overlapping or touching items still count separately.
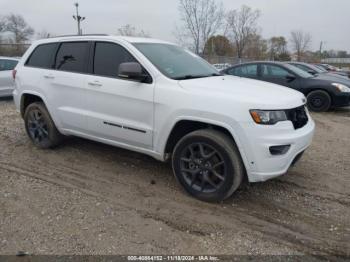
[0,57,19,97]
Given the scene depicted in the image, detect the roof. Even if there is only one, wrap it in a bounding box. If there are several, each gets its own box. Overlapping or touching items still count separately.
[34,35,173,45]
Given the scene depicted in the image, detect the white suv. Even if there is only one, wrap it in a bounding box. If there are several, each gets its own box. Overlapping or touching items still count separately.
[13,35,315,202]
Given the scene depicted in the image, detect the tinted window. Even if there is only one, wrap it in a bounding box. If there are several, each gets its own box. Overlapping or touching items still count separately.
[26,43,57,68]
[55,42,89,73]
[0,59,18,71]
[261,64,290,77]
[228,64,258,77]
[94,42,136,77]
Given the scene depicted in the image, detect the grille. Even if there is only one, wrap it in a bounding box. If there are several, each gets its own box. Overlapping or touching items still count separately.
[285,106,309,130]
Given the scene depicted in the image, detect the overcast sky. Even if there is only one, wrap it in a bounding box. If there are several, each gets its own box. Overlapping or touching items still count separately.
[1,0,349,52]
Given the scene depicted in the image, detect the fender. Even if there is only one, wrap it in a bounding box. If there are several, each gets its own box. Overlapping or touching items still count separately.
[158,115,252,174]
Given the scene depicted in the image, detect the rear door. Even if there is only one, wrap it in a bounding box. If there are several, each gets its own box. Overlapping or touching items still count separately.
[0,59,18,96]
[260,63,300,90]
[46,41,90,132]
[226,64,259,80]
[85,41,154,149]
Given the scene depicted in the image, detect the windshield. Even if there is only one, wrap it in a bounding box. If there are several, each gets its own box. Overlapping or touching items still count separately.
[311,64,327,73]
[284,64,313,78]
[305,64,325,73]
[133,43,219,80]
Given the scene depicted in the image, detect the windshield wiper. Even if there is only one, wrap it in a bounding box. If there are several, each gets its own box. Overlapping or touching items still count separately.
[174,73,222,80]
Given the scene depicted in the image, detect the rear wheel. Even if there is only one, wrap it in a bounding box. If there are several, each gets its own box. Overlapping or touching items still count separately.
[307,90,331,112]
[172,129,244,202]
[24,102,64,149]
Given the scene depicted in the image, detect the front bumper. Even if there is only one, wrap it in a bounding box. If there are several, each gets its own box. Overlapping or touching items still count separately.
[239,116,315,183]
[333,92,350,107]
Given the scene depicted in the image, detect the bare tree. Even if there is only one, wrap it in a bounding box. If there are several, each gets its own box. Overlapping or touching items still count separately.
[176,0,224,54]
[290,30,312,61]
[0,16,6,32]
[225,5,260,59]
[117,24,150,37]
[4,14,34,43]
[268,36,289,60]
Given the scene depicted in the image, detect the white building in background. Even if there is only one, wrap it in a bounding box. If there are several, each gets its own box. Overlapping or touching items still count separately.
[322,58,350,64]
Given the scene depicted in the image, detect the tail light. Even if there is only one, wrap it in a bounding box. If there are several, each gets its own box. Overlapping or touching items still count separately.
[12,69,17,80]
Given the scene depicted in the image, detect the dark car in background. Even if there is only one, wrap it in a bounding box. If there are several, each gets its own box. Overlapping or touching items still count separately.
[316,64,350,78]
[222,61,350,112]
[288,62,350,80]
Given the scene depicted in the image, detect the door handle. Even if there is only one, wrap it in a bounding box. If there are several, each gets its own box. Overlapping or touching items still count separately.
[88,81,102,87]
[43,74,55,79]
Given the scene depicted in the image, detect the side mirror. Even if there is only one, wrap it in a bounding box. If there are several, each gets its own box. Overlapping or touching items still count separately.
[118,62,147,82]
[308,70,316,75]
[286,74,296,82]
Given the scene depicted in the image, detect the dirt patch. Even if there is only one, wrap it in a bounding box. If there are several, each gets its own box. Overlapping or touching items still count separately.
[0,98,349,256]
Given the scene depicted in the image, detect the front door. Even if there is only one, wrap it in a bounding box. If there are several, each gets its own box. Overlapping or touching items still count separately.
[85,41,154,149]
[260,64,300,90]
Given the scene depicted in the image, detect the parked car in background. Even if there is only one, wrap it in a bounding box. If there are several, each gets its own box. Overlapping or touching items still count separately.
[212,63,231,71]
[288,62,350,80]
[316,63,350,78]
[13,35,315,202]
[0,57,19,97]
[222,61,350,112]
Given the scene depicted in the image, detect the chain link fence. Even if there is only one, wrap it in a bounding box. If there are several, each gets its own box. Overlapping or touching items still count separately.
[0,44,30,57]
[201,55,253,66]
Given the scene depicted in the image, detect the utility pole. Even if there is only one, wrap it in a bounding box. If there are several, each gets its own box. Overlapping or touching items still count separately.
[73,3,85,35]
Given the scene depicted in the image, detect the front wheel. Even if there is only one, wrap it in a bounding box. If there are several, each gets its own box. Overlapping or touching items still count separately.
[172,129,245,202]
[307,90,331,112]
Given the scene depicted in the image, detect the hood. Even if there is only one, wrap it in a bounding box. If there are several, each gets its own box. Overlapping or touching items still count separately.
[178,75,306,109]
[314,73,350,85]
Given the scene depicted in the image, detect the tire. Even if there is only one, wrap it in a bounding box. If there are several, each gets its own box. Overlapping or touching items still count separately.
[24,102,64,149]
[172,129,245,202]
[307,90,331,112]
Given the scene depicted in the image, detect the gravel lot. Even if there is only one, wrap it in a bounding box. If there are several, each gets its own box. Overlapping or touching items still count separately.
[0,98,349,257]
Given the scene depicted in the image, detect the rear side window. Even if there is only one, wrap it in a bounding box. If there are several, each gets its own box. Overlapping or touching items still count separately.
[26,43,57,68]
[0,59,18,71]
[93,42,136,77]
[228,64,258,77]
[55,42,89,73]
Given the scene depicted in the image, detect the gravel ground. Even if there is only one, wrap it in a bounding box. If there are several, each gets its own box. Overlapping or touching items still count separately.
[0,98,349,257]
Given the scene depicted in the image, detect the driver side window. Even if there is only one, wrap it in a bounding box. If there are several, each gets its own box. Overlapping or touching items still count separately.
[93,42,137,78]
[261,64,290,78]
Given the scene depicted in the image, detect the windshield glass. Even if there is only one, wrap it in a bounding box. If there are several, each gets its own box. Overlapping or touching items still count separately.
[133,43,219,80]
[284,64,313,78]
[305,64,325,73]
[309,64,327,73]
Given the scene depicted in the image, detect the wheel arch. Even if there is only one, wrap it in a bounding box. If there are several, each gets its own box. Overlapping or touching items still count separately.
[162,118,250,177]
[20,91,47,117]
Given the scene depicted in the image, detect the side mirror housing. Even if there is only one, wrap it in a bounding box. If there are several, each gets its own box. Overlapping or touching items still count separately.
[118,62,148,82]
[308,70,316,75]
[286,74,296,82]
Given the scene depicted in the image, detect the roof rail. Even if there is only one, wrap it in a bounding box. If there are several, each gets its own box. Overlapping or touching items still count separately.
[49,34,110,38]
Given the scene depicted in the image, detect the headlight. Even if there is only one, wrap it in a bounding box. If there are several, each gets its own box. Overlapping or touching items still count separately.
[250,110,288,125]
[332,83,350,93]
